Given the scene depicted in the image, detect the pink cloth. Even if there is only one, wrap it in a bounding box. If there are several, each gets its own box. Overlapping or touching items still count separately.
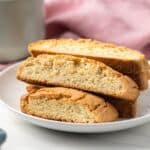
[45,0,150,58]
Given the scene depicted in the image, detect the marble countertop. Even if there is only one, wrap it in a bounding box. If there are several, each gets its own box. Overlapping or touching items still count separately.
[1,104,150,150]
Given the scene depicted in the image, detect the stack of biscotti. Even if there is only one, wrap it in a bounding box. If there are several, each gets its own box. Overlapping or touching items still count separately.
[28,39,149,90]
[17,38,149,123]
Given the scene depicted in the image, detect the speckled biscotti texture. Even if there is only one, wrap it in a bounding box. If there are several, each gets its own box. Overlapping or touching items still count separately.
[21,87,118,123]
[17,54,139,101]
[28,38,149,90]
[27,85,136,118]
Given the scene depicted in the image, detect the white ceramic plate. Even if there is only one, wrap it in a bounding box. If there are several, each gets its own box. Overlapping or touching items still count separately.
[0,63,150,133]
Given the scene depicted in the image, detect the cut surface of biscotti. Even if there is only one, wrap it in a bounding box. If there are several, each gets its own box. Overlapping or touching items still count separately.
[21,87,118,123]
[17,54,139,101]
[27,85,136,118]
[28,38,149,89]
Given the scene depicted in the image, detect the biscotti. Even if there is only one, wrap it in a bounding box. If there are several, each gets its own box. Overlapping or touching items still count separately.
[27,84,136,118]
[17,54,139,101]
[28,38,149,90]
[101,95,136,118]
[21,87,118,123]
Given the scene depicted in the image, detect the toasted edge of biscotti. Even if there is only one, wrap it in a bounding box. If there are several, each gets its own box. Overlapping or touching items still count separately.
[21,86,118,123]
[127,71,148,90]
[101,95,136,118]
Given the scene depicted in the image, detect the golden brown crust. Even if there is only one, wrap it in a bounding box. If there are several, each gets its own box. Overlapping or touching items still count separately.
[100,95,136,118]
[127,71,148,90]
[17,54,139,101]
[21,87,118,123]
[28,38,149,90]
[26,84,43,93]
[111,100,136,118]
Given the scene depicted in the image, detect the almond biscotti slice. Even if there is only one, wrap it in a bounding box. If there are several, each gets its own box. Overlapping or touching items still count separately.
[27,85,137,118]
[21,87,118,123]
[28,38,149,90]
[17,54,139,101]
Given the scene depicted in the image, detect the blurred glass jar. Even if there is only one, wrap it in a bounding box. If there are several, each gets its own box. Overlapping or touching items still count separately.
[0,0,44,62]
